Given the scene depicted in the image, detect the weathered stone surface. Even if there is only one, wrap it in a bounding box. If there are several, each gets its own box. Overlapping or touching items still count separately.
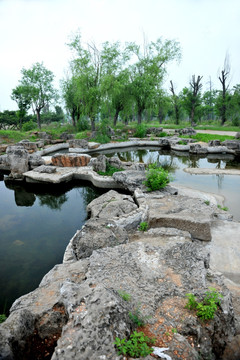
[0,144,8,153]
[37,132,52,141]
[6,145,29,179]
[208,139,221,146]
[189,143,208,154]
[235,132,240,139]
[68,139,88,148]
[28,153,44,169]
[207,145,234,154]
[88,154,107,172]
[222,140,240,150]
[146,192,214,241]
[222,334,240,360]
[52,153,91,167]
[33,165,57,174]
[171,144,190,151]
[87,189,137,219]
[18,140,38,153]
[88,142,100,149]
[0,154,9,170]
[176,127,197,136]
[146,127,163,135]
[40,143,69,156]
[158,138,171,149]
[70,218,129,260]
[113,170,146,192]
[59,132,75,141]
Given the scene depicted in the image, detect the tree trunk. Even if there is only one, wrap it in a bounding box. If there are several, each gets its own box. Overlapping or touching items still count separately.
[190,106,195,126]
[71,110,76,128]
[113,109,120,126]
[90,117,95,132]
[36,109,41,129]
[137,110,142,125]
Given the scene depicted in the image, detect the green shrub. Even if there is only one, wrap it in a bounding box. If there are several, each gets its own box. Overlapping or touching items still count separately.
[185,288,223,321]
[114,331,155,358]
[139,222,149,232]
[97,163,123,177]
[22,120,36,131]
[157,131,168,137]
[143,163,172,191]
[134,124,147,138]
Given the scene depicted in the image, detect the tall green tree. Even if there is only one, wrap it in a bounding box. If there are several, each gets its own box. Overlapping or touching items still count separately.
[11,85,32,129]
[127,38,181,124]
[18,62,57,129]
[181,75,203,125]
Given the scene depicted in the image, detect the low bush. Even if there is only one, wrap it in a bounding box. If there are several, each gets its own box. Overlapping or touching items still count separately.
[143,163,173,191]
[114,331,155,358]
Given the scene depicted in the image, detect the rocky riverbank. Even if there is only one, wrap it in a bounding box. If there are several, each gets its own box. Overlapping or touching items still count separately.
[0,133,240,359]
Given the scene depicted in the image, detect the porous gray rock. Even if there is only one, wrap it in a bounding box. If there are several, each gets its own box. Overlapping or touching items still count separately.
[113,170,146,192]
[6,145,29,179]
[146,127,163,135]
[208,139,221,147]
[18,140,38,153]
[33,165,57,173]
[88,154,107,172]
[189,143,208,154]
[222,334,240,360]
[28,153,44,169]
[68,139,88,148]
[0,154,10,170]
[158,138,171,149]
[59,132,75,140]
[71,218,129,260]
[86,189,137,219]
[222,140,240,150]
[235,132,240,139]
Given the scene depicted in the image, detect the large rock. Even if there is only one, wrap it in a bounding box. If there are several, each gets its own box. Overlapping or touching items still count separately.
[18,140,38,153]
[113,170,146,192]
[88,154,107,172]
[59,132,75,141]
[52,153,91,167]
[146,127,163,135]
[0,154,10,170]
[28,153,44,169]
[69,218,129,260]
[222,140,240,150]
[189,143,208,154]
[6,145,29,179]
[68,139,88,149]
[86,189,138,219]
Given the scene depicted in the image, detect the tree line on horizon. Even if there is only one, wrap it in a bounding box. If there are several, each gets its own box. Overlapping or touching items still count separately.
[1,32,240,131]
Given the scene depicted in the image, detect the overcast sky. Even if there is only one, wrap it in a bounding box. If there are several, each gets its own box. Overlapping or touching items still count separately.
[0,0,240,111]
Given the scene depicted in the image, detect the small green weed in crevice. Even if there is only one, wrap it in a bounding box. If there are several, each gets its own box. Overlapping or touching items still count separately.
[204,200,210,206]
[185,288,223,321]
[0,314,7,323]
[118,290,131,302]
[97,163,123,176]
[139,222,149,232]
[129,307,147,327]
[217,205,229,211]
[114,331,155,358]
[178,140,188,145]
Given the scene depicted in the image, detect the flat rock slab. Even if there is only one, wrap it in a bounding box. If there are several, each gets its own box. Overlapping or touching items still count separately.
[184,168,240,176]
[146,193,214,241]
[206,220,240,284]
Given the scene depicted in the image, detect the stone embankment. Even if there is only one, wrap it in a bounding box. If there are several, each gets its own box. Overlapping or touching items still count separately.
[0,131,240,359]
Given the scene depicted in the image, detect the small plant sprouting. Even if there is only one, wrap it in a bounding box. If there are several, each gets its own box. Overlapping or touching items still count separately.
[171,328,178,334]
[118,290,131,302]
[129,307,146,327]
[0,314,7,324]
[114,331,155,358]
[185,288,223,321]
[217,204,229,211]
[204,200,210,205]
[139,222,149,232]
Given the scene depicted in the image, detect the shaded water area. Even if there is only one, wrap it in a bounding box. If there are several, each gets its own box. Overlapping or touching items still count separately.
[0,176,105,314]
[0,148,239,315]
[94,147,240,221]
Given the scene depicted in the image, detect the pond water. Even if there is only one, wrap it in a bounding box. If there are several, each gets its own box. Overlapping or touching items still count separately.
[0,148,239,314]
[94,147,240,221]
[0,177,104,314]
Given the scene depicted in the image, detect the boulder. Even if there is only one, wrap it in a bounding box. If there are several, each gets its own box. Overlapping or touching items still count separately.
[33,165,57,174]
[18,140,38,153]
[88,154,107,172]
[189,143,208,154]
[0,154,10,170]
[222,140,240,150]
[6,145,29,179]
[28,153,44,169]
[113,170,146,192]
[88,142,100,149]
[59,132,75,141]
[176,127,197,136]
[146,127,163,135]
[70,218,129,260]
[68,139,88,149]
[208,140,221,147]
[158,138,171,149]
[52,153,91,167]
[235,132,240,139]
[86,189,138,219]
[207,146,232,154]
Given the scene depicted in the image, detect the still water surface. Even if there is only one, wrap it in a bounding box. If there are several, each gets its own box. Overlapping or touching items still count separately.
[0,148,239,314]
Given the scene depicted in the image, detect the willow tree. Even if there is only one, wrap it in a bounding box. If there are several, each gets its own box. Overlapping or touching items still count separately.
[127,38,181,124]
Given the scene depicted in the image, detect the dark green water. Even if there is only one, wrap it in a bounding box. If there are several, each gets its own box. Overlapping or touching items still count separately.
[0,149,239,314]
[0,179,104,314]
